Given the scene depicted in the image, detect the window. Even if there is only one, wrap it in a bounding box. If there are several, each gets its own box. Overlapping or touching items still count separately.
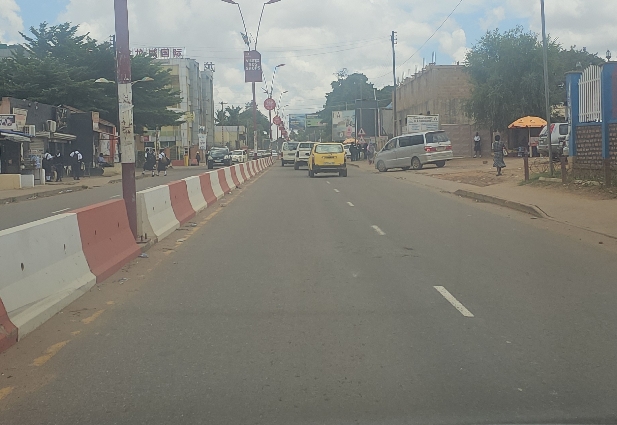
[559,125,569,136]
[284,142,299,150]
[398,137,413,148]
[384,140,397,150]
[315,144,343,154]
[410,135,425,146]
[425,132,449,144]
[299,143,314,149]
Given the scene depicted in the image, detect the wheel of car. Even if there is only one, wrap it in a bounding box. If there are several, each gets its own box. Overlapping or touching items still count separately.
[309,169,314,178]
[402,166,410,171]
[411,157,423,170]
[294,162,299,170]
[207,162,213,170]
[377,161,387,173]
[340,169,348,177]
[435,160,446,168]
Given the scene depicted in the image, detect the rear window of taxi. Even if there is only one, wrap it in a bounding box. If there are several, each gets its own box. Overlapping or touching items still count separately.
[315,144,344,154]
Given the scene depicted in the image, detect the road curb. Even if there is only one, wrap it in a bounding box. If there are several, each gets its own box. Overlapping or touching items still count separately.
[453,189,547,219]
[0,185,89,205]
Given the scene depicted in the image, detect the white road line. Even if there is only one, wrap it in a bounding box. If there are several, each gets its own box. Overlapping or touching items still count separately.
[434,286,475,318]
[371,225,386,236]
[109,195,121,199]
[334,189,340,193]
[326,181,331,184]
[52,208,70,214]
[347,202,355,207]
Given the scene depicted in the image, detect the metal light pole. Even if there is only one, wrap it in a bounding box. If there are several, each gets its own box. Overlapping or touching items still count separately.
[391,31,397,137]
[265,66,285,140]
[114,0,137,238]
[540,0,554,176]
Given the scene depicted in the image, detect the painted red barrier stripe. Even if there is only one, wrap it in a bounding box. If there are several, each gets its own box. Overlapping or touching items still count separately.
[168,180,196,225]
[217,169,231,194]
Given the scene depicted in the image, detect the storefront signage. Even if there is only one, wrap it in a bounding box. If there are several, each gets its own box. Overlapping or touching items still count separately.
[0,115,17,131]
[130,47,185,59]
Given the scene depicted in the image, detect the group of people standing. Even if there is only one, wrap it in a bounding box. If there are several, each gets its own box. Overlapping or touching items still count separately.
[142,148,170,177]
[41,149,83,182]
[348,142,376,164]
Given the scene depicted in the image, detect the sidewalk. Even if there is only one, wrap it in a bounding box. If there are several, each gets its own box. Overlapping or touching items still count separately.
[0,165,201,204]
[350,157,617,240]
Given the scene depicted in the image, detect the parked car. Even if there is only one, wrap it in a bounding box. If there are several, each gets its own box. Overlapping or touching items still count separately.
[281,141,299,166]
[294,142,317,170]
[308,143,347,177]
[207,147,232,169]
[344,145,351,159]
[231,150,248,163]
[375,131,453,172]
[538,123,570,157]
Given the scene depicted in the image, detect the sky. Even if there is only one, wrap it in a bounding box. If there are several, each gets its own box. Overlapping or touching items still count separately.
[3,0,617,119]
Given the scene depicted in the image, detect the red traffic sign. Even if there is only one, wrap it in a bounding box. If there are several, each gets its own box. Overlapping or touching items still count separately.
[281,130,288,137]
[273,115,282,125]
[358,128,366,136]
[264,98,276,111]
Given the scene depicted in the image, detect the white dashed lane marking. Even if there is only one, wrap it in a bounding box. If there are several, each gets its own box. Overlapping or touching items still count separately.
[434,286,475,318]
[52,208,70,214]
[334,189,340,193]
[347,202,355,207]
[372,225,386,236]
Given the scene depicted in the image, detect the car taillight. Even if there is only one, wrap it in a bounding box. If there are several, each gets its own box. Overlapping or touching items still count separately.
[445,145,452,151]
[425,146,437,153]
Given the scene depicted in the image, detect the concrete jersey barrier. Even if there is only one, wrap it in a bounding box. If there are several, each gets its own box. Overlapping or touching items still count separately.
[209,170,225,200]
[73,200,141,283]
[217,169,232,195]
[137,185,180,241]
[184,176,208,213]
[168,180,196,225]
[0,214,96,340]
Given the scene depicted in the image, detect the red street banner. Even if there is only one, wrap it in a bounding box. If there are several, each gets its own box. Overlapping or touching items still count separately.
[244,51,263,83]
[264,98,276,111]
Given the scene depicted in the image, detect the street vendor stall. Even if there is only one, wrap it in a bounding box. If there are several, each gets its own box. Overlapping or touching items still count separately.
[508,116,547,157]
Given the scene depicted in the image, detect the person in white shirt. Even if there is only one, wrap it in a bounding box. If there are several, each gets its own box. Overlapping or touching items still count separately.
[42,152,53,182]
[157,149,168,176]
[473,132,482,158]
[69,149,83,180]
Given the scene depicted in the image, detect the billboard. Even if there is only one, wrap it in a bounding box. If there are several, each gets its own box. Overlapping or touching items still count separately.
[0,114,17,131]
[406,115,439,133]
[306,113,325,128]
[289,114,306,131]
[244,51,263,83]
[332,110,355,142]
[130,47,185,59]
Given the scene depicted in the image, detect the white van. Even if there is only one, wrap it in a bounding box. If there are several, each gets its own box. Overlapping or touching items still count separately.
[375,131,453,172]
[281,141,299,166]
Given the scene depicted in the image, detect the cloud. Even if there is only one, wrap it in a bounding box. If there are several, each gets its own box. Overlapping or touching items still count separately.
[479,6,505,31]
[0,0,24,43]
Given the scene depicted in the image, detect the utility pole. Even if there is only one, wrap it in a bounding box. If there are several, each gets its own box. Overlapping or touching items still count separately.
[252,82,258,154]
[391,31,398,138]
[540,0,554,176]
[114,0,137,238]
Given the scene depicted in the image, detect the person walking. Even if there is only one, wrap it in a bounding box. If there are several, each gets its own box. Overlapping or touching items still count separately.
[367,143,376,165]
[157,149,168,176]
[54,152,64,182]
[69,149,83,180]
[473,132,482,158]
[492,135,507,176]
[196,152,201,165]
[143,148,155,176]
[42,151,53,182]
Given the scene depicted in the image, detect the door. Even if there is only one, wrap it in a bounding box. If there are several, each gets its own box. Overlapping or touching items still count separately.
[409,134,426,164]
[379,139,398,168]
[396,136,413,167]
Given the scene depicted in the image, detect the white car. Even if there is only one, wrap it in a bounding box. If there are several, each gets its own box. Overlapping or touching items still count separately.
[344,145,351,159]
[231,150,247,163]
[281,141,299,166]
[294,142,316,170]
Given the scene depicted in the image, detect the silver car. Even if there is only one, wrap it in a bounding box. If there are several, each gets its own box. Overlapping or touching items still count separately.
[375,131,454,172]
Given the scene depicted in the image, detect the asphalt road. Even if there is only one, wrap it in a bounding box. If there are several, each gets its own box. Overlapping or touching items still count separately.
[1,164,617,424]
[0,166,210,231]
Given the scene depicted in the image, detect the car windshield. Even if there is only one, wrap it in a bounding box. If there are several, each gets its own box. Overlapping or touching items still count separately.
[425,132,449,144]
[315,144,343,154]
[299,143,314,149]
[285,143,299,150]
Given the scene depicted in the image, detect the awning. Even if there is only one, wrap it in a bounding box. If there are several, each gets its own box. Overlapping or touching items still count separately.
[0,130,33,143]
[508,116,547,129]
[35,131,77,141]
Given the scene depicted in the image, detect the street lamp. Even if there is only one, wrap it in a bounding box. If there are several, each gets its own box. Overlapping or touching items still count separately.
[256,0,281,50]
[95,76,154,85]
[266,64,285,140]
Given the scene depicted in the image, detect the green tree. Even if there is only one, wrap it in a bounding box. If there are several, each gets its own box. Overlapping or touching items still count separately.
[465,26,603,132]
[238,102,271,148]
[225,106,242,125]
[0,22,182,132]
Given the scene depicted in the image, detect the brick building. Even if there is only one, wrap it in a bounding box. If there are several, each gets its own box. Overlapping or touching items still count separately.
[394,64,490,157]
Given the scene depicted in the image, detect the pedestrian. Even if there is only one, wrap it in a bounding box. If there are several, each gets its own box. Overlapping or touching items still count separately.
[196,151,201,165]
[367,143,376,165]
[157,149,168,176]
[145,148,156,177]
[492,135,507,176]
[69,149,83,180]
[351,144,358,161]
[473,132,482,158]
[54,152,64,182]
[42,151,53,182]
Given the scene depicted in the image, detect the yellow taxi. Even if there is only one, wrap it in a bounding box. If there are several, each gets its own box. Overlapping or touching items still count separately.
[308,142,347,178]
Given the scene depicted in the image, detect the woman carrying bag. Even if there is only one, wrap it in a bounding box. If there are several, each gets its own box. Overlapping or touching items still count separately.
[492,135,508,176]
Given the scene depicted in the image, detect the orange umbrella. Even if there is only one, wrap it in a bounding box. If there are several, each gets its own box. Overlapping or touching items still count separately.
[508,116,547,129]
